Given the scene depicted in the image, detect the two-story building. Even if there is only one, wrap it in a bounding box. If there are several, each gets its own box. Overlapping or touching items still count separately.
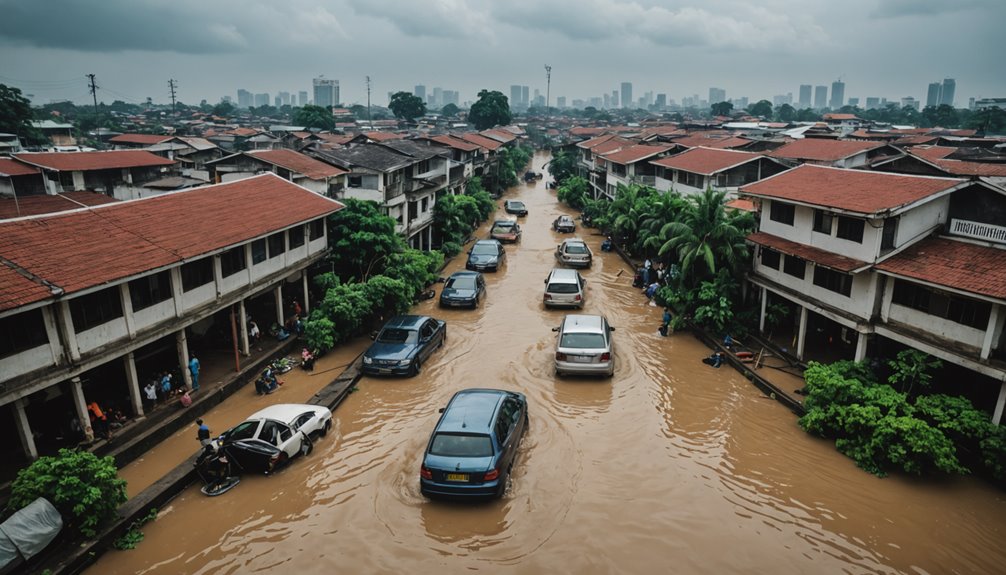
[108,134,172,150]
[0,173,343,462]
[742,164,1006,421]
[145,136,223,181]
[596,144,678,199]
[205,149,347,196]
[575,134,632,198]
[650,147,788,197]
[766,138,901,168]
[11,151,176,200]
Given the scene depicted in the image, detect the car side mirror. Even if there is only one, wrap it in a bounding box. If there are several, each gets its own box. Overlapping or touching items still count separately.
[439,407,445,413]
[370,331,378,340]
[609,327,616,331]
[551,327,559,332]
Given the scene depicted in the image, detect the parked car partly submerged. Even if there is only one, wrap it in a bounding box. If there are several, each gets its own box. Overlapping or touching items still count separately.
[490,219,522,243]
[420,388,528,499]
[552,215,576,233]
[362,315,447,376]
[439,271,486,308]
[217,404,332,474]
[552,314,615,377]
[466,239,506,272]
[555,238,593,268]
[504,200,528,216]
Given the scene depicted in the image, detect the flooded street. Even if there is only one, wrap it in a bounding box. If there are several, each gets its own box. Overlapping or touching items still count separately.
[92,152,1006,574]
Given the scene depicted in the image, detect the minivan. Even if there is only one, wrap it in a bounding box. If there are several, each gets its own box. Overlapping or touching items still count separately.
[543,268,586,309]
[420,388,528,499]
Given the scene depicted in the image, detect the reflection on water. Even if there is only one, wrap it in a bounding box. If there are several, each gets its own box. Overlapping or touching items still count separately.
[89,152,1006,575]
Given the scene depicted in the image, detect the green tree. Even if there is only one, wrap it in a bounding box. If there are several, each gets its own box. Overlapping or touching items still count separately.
[921,104,960,128]
[796,108,820,122]
[10,449,127,537]
[776,103,796,122]
[747,99,773,118]
[967,107,1006,134]
[388,91,427,121]
[710,101,733,116]
[557,176,591,209]
[294,104,335,131]
[0,83,40,141]
[888,349,943,396]
[547,149,578,184]
[212,101,236,117]
[326,199,403,280]
[440,103,460,117]
[469,89,512,130]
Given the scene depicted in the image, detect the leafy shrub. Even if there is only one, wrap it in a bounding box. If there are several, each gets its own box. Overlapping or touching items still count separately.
[440,241,462,258]
[10,449,127,538]
[113,507,158,550]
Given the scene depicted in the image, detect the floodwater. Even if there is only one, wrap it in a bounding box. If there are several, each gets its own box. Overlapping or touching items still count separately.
[91,152,1006,574]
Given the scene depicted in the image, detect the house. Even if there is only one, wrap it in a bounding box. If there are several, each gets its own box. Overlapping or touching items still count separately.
[108,134,172,149]
[205,149,347,196]
[31,120,76,147]
[650,147,788,197]
[12,151,176,200]
[575,134,633,197]
[0,158,45,197]
[741,164,1006,422]
[766,139,901,168]
[0,133,23,154]
[0,174,343,461]
[455,132,505,181]
[145,136,223,181]
[596,144,678,199]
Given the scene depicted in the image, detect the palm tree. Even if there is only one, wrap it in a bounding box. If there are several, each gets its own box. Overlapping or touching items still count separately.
[639,190,686,256]
[609,183,657,253]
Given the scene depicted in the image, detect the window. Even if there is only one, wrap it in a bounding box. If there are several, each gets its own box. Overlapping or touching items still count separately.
[70,286,123,332]
[813,210,833,234]
[948,298,992,330]
[309,219,325,241]
[429,433,494,457]
[129,271,172,312]
[769,201,795,225]
[348,175,362,188]
[267,232,285,258]
[251,239,267,264]
[760,247,781,270]
[220,246,247,277]
[408,201,418,221]
[681,171,703,189]
[181,258,213,292]
[893,280,992,330]
[892,280,930,312]
[881,217,898,251]
[836,216,865,243]
[783,255,806,279]
[289,226,305,249]
[813,266,853,297]
[421,197,429,212]
[0,309,49,358]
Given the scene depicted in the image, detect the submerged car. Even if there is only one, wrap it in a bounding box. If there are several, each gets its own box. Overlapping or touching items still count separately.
[552,314,615,377]
[439,271,486,308]
[543,268,586,309]
[490,219,522,243]
[420,388,528,499]
[466,239,506,272]
[504,200,528,217]
[362,315,447,376]
[552,215,576,233]
[555,238,593,268]
[217,404,332,474]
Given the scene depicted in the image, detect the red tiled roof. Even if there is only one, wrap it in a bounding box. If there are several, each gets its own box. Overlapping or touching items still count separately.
[569,127,608,137]
[908,145,957,161]
[455,132,503,151]
[316,133,353,145]
[0,174,343,311]
[14,151,175,172]
[748,231,868,272]
[823,113,860,121]
[0,265,53,313]
[740,164,965,215]
[108,134,172,145]
[767,139,884,162]
[876,237,1006,300]
[0,191,119,220]
[671,134,751,149]
[247,149,347,180]
[893,135,939,146]
[481,129,517,143]
[602,144,674,165]
[427,134,481,152]
[228,127,259,137]
[0,158,40,177]
[651,147,764,175]
[726,198,757,212]
[576,133,619,149]
[366,131,403,142]
[930,159,1006,177]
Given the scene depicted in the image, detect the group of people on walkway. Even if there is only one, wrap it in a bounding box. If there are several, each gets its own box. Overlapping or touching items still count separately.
[141,355,201,412]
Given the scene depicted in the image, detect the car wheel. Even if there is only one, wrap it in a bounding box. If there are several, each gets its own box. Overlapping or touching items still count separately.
[299,433,314,456]
[320,419,332,438]
[411,359,421,377]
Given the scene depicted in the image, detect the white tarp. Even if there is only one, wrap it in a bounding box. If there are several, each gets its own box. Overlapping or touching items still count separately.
[0,497,63,570]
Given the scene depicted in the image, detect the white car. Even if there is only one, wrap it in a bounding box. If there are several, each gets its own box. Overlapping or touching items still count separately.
[552,314,615,377]
[218,404,333,474]
[555,238,593,268]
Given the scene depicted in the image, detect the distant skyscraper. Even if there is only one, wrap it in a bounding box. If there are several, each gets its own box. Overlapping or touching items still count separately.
[557,96,566,109]
[940,78,956,107]
[655,94,667,109]
[798,85,812,108]
[521,86,529,108]
[847,97,859,107]
[415,85,426,102]
[237,89,253,108]
[254,93,269,107]
[298,91,308,106]
[709,87,726,105]
[432,87,443,108]
[926,82,943,108]
[443,90,459,106]
[510,85,521,108]
[901,96,920,111]
[313,77,339,109]
[611,90,619,108]
[621,82,632,109]
[830,80,845,109]
[814,85,828,109]
[865,97,880,110]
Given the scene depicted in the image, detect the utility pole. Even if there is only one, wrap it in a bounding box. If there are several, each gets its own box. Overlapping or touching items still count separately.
[87,73,99,125]
[365,76,372,128]
[168,79,178,115]
[544,64,552,115]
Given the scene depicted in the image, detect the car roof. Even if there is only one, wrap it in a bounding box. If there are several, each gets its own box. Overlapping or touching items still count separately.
[473,239,501,246]
[382,315,431,329]
[493,219,517,225]
[438,389,509,433]
[246,403,327,422]
[557,215,574,221]
[447,270,481,279]
[547,268,580,282]
[561,238,587,245]
[506,199,525,205]
[560,314,607,333]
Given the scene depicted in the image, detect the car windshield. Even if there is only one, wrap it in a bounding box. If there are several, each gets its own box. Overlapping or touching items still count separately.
[430,433,494,457]
[492,223,515,233]
[446,276,477,290]
[508,202,525,209]
[226,420,259,442]
[377,328,417,344]
[471,243,498,255]
[547,283,579,294]
[558,217,572,224]
[560,332,607,348]
[564,243,589,254]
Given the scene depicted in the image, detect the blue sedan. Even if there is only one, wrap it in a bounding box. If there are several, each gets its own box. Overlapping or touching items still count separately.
[362,315,447,377]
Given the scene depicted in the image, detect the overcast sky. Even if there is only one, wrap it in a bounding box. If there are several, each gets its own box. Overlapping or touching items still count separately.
[1,0,1002,109]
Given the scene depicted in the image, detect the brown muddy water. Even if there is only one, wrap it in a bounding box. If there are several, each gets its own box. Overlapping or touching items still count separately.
[91,152,1006,574]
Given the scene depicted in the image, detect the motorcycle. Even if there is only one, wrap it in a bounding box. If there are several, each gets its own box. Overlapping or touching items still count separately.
[269,357,294,374]
[194,441,241,496]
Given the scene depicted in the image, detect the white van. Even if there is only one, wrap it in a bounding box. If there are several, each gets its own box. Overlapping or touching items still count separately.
[543,268,586,309]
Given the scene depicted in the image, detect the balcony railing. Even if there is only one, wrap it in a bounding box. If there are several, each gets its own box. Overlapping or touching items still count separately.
[950,218,1006,243]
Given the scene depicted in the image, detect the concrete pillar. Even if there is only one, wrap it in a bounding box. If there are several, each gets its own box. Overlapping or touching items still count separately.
[274,283,284,327]
[759,287,768,333]
[993,379,1006,426]
[302,271,310,315]
[169,267,184,317]
[239,298,250,356]
[70,376,90,441]
[427,225,433,252]
[981,304,1001,361]
[796,306,808,360]
[124,352,144,417]
[41,306,64,366]
[13,398,38,460]
[119,283,136,338]
[57,300,81,361]
[176,329,192,390]
[854,332,869,362]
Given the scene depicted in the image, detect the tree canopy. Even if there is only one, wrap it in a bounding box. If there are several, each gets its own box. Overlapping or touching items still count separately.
[710,101,733,116]
[440,103,460,117]
[747,99,773,118]
[293,104,335,131]
[469,89,512,130]
[388,91,427,121]
[0,83,39,140]
[325,198,401,280]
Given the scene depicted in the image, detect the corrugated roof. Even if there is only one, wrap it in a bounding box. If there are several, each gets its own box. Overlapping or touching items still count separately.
[651,147,764,175]
[14,151,175,172]
[740,164,965,215]
[0,158,40,177]
[876,237,1006,300]
[427,134,481,152]
[247,149,347,180]
[0,174,343,311]
[109,134,172,145]
[767,139,884,162]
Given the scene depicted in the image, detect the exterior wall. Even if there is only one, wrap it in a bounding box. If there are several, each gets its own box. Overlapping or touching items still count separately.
[892,198,948,249]
[291,177,327,195]
[338,188,384,203]
[1,344,53,382]
[181,282,215,311]
[76,317,129,354]
[752,258,876,320]
[131,299,176,332]
[886,302,986,348]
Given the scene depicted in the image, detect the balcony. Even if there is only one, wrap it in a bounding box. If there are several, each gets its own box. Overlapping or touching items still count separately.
[950,218,1006,244]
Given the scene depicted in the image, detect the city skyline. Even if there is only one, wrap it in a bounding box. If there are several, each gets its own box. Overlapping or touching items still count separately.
[1,0,1003,108]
